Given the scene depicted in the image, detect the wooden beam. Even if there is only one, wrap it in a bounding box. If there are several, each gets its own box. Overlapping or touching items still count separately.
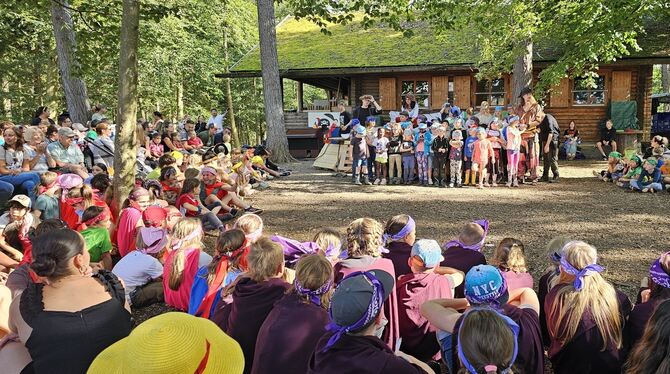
[297,81,303,113]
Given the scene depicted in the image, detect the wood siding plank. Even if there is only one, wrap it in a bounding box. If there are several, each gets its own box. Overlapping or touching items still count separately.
[378,77,396,110]
[431,76,449,109]
[611,71,632,101]
[453,75,471,108]
[550,78,570,108]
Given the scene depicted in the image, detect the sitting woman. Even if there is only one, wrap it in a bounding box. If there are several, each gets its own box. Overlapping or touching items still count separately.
[3,228,131,374]
[563,120,580,160]
[0,127,40,202]
[545,240,632,374]
[22,127,51,174]
[492,237,534,291]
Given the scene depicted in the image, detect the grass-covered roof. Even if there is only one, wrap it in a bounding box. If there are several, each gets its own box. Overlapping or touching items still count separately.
[230,15,670,74]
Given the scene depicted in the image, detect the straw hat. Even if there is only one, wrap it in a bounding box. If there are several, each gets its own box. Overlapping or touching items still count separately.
[88,312,244,374]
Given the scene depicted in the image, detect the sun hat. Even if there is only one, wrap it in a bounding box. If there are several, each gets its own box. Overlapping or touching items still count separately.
[411,239,444,268]
[8,195,31,209]
[355,125,366,135]
[138,227,169,254]
[464,265,509,306]
[142,206,167,227]
[87,312,244,374]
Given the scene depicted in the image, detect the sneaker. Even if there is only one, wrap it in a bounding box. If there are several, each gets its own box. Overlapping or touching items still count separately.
[380,178,387,185]
[506,181,512,188]
[483,182,490,187]
[354,180,362,185]
[602,155,608,161]
[549,176,560,183]
[513,179,519,187]
[256,182,270,190]
[492,182,498,187]
[229,208,240,216]
[217,213,235,222]
[539,177,550,182]
[362,178,371,185]
[244,206,264,214]
[373,178,381,185]
[449,182,454,188]
[642,187,650,193]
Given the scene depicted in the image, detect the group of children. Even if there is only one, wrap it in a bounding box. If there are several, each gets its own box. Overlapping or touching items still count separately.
[595,134,670,193]
[348,109,532,189]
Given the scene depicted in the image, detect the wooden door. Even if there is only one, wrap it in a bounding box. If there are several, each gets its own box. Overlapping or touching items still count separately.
[431,76,449,109]
[611,71,632,101]
[378,77,396,110]
[453,75,471,108]
[550,78,570,108]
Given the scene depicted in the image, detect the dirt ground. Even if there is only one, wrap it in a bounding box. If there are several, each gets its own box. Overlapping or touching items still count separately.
[133,159,670,324]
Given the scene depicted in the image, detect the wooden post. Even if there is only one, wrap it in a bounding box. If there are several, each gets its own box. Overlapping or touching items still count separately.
[297,81,303,112]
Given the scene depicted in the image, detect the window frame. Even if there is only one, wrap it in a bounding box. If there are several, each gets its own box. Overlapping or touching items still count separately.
[400,79,431,110]
[474,78,506,108]
[571,75,607,107]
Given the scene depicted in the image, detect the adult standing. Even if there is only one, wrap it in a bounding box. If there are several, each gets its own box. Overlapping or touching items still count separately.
[30,107,55,127]
[46,127,89,179]
[352,95,382,127]
[337,101,353,137]
[0,128,40,202]
[515,87,545,184]
[208,108,225,134]
[475,101,494,127]
[539,113,561,183]
[401,94,419,119]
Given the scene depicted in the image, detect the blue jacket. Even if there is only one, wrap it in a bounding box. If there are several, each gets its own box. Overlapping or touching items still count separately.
[637,167,663,187]
[464,136,477,158]
[413,130,433,153]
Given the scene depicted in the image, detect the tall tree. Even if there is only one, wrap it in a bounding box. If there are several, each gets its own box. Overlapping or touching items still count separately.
[50,0,90,123]
[113,0,140,212]
[224,24,240,147]
[662,64,670,93]
[256,0,292,162]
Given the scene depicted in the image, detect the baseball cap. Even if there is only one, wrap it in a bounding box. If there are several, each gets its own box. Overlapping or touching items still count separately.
[351,119,361,127]
[464,265,509,306]
[58,127,76,138]
[142,206,167,227]
[138,227,169,254]
[355,125,366,135]
[8,195,31,209]
[88,312,244,374]
[411,239,444,268]
[330,269,394,329]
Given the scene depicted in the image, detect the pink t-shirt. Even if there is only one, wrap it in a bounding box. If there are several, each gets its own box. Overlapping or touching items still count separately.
[116,207,142,257]
[149,142,164,157]
[501,270,533,291]
[506,126,521,152]
[163,247,201,311]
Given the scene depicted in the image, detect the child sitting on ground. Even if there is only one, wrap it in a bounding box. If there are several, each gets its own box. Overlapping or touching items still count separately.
[200,166,263,217]
[441,219,488,297]
[176,178,226,231]
[374,127,389,185]
[492,237,533,291]
[33,171,59,220]
[472,127,495,189]
[112,226,168,308]
[186,130,203,151]
[537,236,571,346]
[0,195,34,267]
[159,166,182,205]
[594,151,624,182]
[189,228,248,318]
[630,158,664,193]
[449,129,464,188]
[382,214,416,277]
[616,155,643,188]
[660,154,670,189]
[272,227,343,267]
[396,239,464,362]
[78,206,113,271]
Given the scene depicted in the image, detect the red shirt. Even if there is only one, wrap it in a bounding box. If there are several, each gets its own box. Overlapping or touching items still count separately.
[187,137,203,148]
[203,181,228,200]
[176,193,199,217]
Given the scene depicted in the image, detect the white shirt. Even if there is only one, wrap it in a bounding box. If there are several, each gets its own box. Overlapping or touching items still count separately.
[112,250,163,305]
[207,114,224,133]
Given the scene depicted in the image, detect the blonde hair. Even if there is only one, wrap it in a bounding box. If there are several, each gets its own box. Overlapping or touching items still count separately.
[247,237,284,282]
[167,218,202,290]
[40,171,58,187]
[234,214,264,243]
[493,238,527,273]
[293,254,334,309]
[313,228,342,259]
[346,218,383,258]
[547,241,623,350]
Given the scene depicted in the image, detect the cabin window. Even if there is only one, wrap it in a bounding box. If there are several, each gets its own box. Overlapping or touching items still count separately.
[475,78,505,107]
[572,75,606,105]
[401,80,430,109]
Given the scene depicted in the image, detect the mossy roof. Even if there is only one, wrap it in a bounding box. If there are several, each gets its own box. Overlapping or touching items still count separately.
[230,16,670,73]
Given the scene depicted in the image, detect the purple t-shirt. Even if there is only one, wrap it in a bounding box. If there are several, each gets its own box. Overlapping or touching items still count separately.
[440,246,486,298]
[545,284,632,374]
[253,293,329,374]
[625,299,664,351]
[308,334,425,374]
[383,241,413,278]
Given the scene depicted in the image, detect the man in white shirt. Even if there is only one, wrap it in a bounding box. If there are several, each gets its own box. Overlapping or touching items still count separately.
[207,108,224,133]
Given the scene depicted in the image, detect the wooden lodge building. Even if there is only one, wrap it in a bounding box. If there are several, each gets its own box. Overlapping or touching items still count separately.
[219,16,670,153]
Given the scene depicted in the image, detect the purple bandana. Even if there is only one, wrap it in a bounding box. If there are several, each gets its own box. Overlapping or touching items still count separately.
[560,257,604,291]
[458,307,519,374]
[272,235,342,265]
[295,278,333,307]
[649,257,670,289]
[443,219,489,252]
[382,216,415,243]
[322,271,385,352]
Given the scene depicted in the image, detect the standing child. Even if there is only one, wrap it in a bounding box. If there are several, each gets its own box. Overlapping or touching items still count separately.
[448,130,464,188]
[33,171,59,220]
[374,127,389,185]
[176,178,226,231]
[382,214,417,277]
[463,127,478,186]
[349,124,369,185]
[400,128,415,184]
[431,126,450,188]
[472,128,495,189]
[387,125,403,185]
[414,123,433,186]
[78,206,113,271]
[486,119,504,186]
[505,117,522,187]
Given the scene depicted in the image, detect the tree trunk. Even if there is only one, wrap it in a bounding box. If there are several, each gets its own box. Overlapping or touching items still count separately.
[224,27,240,147]
[257,0,293,162]
[113,0,140,213]
[50,0,90,124]
[662,64,670,93]
[177,80,184,120]
[512,37,533,104]
[2,79,11,119]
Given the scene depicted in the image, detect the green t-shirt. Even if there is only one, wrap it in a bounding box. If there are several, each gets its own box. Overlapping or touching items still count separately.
[81,226,112,262]
[146,167,161,180]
